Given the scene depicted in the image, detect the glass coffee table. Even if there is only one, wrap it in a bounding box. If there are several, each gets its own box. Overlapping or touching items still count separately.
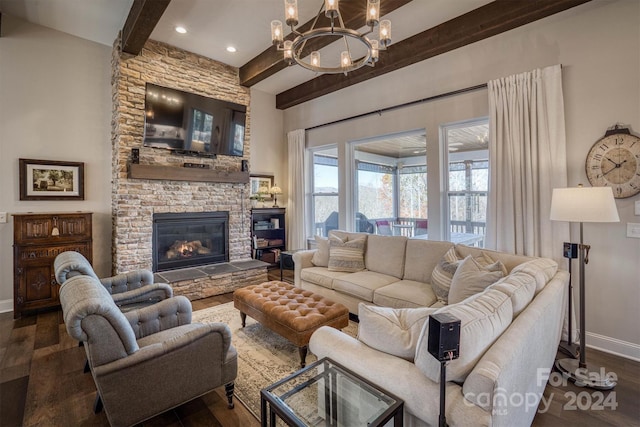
[261,357,403,427]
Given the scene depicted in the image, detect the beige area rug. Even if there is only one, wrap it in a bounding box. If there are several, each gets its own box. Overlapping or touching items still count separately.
[192,302,358,420]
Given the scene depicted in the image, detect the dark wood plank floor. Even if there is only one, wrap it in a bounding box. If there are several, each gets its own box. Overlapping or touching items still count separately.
[1,269,638,426]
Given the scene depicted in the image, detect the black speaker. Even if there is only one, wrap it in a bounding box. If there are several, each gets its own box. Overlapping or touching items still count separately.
[427,313,461,362]
[131,148,140,164]
[241,160,248,172]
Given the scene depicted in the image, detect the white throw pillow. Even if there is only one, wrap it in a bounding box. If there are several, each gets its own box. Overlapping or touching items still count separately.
[431,248,505,303]
[311,235,330,267]
[447,256,505,305]
[328,236,366,272]
[357,303,437,361]
[414,289,513,383]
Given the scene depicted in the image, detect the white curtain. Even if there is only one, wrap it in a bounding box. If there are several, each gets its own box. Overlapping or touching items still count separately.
[287,129,307,250]
[486,64,569,261]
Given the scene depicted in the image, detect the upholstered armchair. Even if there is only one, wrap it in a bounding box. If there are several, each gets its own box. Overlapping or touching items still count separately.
[54,251,173,311]
[59,274,238,427]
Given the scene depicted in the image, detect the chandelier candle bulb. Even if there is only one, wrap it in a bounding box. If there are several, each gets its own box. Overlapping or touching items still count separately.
[366,0,380,26]
[325,0,339,19]
[283,40,293,64]
[370,39,379,62]
[341,51,352,67]
[380,19,391,47]
[311,51,321,67]
[285,0,298,27]
[271,20,283,44]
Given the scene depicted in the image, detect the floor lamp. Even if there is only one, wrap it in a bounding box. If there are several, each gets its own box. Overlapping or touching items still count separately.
[550,185,619,390]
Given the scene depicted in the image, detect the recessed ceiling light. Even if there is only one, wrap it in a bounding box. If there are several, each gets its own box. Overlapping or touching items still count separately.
[175,26,187,34]
[226,46,237,53]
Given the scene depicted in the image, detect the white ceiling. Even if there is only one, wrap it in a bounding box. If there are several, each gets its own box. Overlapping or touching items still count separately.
[0,0,493,95]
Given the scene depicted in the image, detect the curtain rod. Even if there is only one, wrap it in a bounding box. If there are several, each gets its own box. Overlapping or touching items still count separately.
[306,83,488,131]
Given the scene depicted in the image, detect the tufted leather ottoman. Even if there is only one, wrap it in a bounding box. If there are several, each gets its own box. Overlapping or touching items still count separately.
[233,281,349,368]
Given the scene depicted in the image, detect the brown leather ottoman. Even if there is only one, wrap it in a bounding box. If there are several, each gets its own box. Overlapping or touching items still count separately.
[233,281,349,368]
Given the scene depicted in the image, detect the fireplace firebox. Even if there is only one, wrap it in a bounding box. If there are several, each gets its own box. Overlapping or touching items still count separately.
[152,212,229,272]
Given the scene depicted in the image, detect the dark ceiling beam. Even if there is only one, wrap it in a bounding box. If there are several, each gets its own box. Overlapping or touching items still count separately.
[239,0,412,87]
[275,0,591,110]
[121,0,171,55]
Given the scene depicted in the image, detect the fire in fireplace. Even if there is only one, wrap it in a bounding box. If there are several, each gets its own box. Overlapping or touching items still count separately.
[152,212,229,272]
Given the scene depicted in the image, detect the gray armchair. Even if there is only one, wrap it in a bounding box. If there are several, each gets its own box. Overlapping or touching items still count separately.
[54,251,173,311]
[59,274,238,427]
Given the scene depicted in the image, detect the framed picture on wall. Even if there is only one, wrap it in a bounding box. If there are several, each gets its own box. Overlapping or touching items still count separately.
[19,158,85,200]
[250,174,274,200]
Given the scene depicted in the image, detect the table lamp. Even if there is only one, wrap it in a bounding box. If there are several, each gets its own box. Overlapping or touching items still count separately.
[270,185,282,207]
[550,185,619,389]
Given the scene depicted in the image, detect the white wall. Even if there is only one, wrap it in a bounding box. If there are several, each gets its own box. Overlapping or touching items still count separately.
[249,88,286,200]
[283,0,640,359]
[0,15,113,311]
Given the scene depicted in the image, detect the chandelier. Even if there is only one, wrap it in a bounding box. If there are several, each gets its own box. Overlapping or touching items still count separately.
[270,0,391,74]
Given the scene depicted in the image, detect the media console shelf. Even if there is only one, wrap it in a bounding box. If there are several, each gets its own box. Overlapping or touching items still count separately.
[129,164,250,184]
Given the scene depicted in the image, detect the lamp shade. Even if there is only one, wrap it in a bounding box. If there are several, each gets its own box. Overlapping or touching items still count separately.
[550,186,620,223]
[270,185,282,195]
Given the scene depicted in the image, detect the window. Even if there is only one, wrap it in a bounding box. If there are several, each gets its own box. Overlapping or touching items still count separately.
[399,165,427,219]
[443,120,489,246]
[356,161,395,220]
[311,149,338,237]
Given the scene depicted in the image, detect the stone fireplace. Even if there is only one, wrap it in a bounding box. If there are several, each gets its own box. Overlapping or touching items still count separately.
[110,39,267,299]
[153,211,229,272]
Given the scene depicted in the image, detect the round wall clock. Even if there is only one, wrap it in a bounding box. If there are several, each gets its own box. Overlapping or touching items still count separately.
[585,126,640,198]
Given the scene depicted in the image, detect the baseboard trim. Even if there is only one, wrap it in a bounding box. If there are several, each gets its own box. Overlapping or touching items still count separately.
[586,331,640,362]
[0,299,13,314]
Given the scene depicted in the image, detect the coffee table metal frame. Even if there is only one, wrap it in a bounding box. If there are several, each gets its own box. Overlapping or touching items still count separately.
[260,357,404,427]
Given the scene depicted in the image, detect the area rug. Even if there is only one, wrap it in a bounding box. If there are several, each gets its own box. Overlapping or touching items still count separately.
[192,302,358,420]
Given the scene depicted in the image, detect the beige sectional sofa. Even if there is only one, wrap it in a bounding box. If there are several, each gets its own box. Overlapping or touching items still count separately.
[293,230,569,427]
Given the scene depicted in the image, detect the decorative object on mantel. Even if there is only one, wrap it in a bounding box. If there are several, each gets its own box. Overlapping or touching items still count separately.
[550,184,620,390]
[270,0,391,75]
[19,158,84,201]
[270,184,283,207]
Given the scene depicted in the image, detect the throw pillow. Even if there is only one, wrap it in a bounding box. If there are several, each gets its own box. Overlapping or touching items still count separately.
[447,256,505,305]
[430,247,462,302]
[328,236,366,272]
[357,303,437,361]
[311,235,330,267]
[414,289,513,383]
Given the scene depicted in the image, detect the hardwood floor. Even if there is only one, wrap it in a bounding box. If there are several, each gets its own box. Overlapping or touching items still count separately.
[1,274,638,426]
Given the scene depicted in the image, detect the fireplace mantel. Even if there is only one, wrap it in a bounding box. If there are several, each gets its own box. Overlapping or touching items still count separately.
[129,164,250,183]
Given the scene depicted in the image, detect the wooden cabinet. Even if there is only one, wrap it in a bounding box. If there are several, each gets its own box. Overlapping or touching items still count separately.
[13,212,92,318]
[251,208,285,267]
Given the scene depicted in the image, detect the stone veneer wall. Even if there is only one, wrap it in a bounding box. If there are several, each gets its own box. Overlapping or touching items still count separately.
[111,37,252,275]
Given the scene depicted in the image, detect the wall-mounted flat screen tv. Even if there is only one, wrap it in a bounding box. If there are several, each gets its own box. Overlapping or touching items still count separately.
[143,83,246,157]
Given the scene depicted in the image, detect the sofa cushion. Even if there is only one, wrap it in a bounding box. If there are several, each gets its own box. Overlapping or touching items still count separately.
[365,235,407,279]
[357,303,437,361]
[333,271,399,302]
[404,240,454,284]
[431,248,504,303]
[488,271,536,317]
[300,267,350,290]
[311,235,330,267]
[430,247,463,302]
[415,289,513,383]
[328,235,366,273]
[510,258,558,294]
[455,244,532,273]
[373,280,438,308]
[447,256,505,305]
